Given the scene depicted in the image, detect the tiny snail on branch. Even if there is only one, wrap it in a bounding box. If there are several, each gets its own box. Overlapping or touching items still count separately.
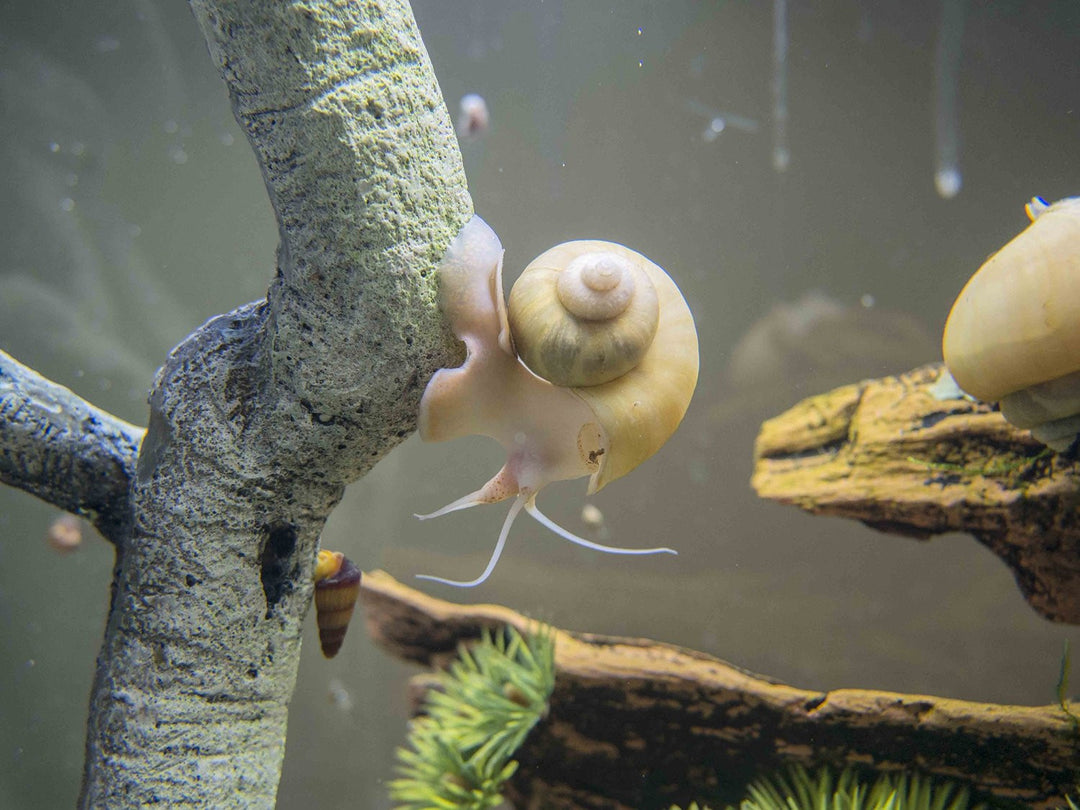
[943,196,1080,450]
[416,215,699,587]
[313,550,361,658]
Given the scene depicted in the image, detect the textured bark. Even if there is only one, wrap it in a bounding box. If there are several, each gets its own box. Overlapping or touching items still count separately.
[752,363,1080,624]
[67,1,471,807]
[360,570,1080,810]
[0,350,143,541]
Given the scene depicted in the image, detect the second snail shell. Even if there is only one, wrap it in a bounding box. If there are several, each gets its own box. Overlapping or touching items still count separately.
[508,240,697,491]
[943,196,1080,449]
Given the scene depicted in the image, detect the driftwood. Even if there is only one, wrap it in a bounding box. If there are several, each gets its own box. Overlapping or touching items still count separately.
[752,363,1080,625]
[360,570,1080,810]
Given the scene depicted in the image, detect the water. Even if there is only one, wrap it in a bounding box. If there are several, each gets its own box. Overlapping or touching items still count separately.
[1,1,1079,807]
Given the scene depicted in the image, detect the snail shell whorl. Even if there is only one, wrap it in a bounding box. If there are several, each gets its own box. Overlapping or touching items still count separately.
[508,242,660,388]
[576,262,698,493]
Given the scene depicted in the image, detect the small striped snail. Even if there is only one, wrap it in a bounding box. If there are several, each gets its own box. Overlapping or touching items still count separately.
[313,550,361,658]
[416,215,699,587]
[943,196,1080,450]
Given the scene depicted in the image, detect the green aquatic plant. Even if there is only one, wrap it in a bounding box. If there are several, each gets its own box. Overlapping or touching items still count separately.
[389,633,1072,810]
[1054,640,1080,810]
[735,766,983,810]
[669,765,985,810]
[389,625,555,810]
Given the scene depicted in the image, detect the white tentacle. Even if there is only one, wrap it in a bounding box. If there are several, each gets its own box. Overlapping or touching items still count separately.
[416,494,527,588]
[525,499,677,556]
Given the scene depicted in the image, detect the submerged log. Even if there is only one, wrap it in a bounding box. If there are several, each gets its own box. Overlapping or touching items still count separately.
[360,570,1080,810]
[752,363,1080,625]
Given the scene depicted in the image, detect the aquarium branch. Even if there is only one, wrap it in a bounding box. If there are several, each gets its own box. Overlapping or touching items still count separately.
[752,363,1080,625]
[0,350,143,542]
[74,1,471,807]
[360,570,1080,810]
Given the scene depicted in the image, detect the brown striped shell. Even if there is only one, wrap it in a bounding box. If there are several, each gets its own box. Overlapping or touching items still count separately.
[313,550,361,659]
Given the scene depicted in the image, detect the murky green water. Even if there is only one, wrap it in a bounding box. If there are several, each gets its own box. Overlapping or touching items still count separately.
[2,1,1079,807]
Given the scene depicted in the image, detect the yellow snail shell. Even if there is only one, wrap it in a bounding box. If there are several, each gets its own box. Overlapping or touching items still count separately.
[943,196,1080,450]
[416,215,699,587]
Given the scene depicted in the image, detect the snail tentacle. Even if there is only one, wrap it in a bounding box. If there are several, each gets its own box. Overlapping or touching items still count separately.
[416,494,526,588]
[525,500,677,556]
[417,492,678,590]
[413,497,478,521]
[415,464,520,520]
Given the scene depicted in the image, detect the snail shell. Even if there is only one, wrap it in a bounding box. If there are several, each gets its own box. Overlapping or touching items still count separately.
[46,513,83,554]
[943,197,1080,449]
[508,243,660,387]
[313,550,361,659]
[415,216,698,587]
[508,240,697,490]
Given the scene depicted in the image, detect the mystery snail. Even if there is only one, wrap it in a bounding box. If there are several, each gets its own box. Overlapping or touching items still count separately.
[416,215,699,587]
[943,196,1080,450]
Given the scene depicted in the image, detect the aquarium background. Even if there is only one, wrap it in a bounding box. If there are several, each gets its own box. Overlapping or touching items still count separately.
[1,1,1079,807]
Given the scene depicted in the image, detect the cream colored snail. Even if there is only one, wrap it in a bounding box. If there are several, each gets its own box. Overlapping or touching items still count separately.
[416,215,699,586]
[943,196,1080,450]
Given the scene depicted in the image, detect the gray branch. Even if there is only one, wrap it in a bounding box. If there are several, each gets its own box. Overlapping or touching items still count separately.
[71,1,471,806]
[0,349,143,541]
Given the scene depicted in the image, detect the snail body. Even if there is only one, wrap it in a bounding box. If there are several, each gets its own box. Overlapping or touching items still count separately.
[417,215,699,586]
[943,196,1080,449]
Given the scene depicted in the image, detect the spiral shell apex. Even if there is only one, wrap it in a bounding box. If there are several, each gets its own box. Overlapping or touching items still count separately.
[508,242,661,388]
